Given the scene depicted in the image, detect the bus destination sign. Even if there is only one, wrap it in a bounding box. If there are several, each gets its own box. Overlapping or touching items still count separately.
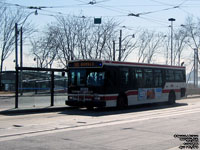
[68,61,103,68]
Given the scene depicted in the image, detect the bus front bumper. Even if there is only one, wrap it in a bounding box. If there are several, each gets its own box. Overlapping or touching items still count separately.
[65,100,106,108]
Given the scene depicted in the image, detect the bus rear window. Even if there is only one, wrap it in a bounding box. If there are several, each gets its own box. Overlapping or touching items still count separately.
[174,70,184,81]
[166,70,174,81]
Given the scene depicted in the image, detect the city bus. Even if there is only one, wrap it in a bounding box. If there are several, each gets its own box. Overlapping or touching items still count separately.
[65,60,186,108]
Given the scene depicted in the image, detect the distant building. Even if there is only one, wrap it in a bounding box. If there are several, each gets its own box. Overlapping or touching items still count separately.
[1,71,16,91]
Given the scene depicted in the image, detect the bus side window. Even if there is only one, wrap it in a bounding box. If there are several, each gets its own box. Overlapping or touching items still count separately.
[130,68,137,89]
[166,70,174,81]
[106,70,115,86]
[154,69,162,87]
[105,67,117,93]
[174,70,184,82]
[144,69,154,88]
[70,72,75,85]
[135,69,143,88]
[120,68,129,87]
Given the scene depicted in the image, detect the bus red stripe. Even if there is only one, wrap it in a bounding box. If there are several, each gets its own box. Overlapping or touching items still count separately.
[126,91,138,96]
[175,89,181,92]
[72,89,181,101]
[101,96,117,101]
[162,89,181,93]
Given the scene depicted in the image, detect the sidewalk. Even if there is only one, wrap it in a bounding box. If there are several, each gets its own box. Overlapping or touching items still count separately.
[0,91,15,97]
[0,92,67,115]
[0,106,69,115]
[186,94,200,99]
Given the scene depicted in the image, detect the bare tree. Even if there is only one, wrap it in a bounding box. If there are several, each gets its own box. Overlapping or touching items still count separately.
[89,19,119,60]
[0,5,34,90]
[173,27,188,66]
[137,30,164,63]
[162,33,170,65]
[31,26,59,68]
[36,16,119,68]
[54,16,80,66]
[120,34,138,61]
[182,17,200,64]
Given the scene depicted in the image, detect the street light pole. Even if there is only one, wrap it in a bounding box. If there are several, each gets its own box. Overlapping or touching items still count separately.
[20,10,37,69]
[19,27,23,96]
[113,40,115,61]
[19,11,37,96]
[119,29,122,61]
[118,29,135,62]
[19,29,23,70]
[15,23,19,108]
[168,18,176,66]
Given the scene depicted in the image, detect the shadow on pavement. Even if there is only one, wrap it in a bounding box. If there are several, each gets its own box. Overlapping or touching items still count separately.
[59,102,188,117]
[0,107,69,116]
[0,102,188,116]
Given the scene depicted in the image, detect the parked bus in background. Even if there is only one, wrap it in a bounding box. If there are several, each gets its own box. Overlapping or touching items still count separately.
[65,60,186,109]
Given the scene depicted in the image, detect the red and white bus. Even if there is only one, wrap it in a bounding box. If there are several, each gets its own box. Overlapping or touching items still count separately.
[65,60,186,108]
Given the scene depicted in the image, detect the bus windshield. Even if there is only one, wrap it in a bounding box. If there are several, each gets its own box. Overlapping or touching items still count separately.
[69,69,105,87]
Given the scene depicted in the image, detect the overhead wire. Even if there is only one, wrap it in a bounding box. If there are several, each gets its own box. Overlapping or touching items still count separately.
[2,0,200,33]
[1,0,199,17]
[148,0,174,6]
[1,0,200,29]
[0,1,174,27]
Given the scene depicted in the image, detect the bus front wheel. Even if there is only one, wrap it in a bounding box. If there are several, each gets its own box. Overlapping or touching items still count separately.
[117,95,128,109]
[168,91,176,105]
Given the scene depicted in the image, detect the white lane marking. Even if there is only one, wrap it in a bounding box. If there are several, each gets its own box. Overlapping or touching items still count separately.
[166,146,180,150]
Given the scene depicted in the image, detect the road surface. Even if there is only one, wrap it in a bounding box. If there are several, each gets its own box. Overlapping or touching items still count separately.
[0,97,199,150]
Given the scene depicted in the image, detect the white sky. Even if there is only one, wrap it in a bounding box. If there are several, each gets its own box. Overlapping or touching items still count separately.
[3,0,200,71]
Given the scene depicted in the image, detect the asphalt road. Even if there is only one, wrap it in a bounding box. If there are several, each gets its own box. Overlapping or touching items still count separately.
[0,97,199,150]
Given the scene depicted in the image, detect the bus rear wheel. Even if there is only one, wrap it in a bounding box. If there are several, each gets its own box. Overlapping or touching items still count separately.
[117,95,127,109]
[86,106,94,110]
[168,91,176,105]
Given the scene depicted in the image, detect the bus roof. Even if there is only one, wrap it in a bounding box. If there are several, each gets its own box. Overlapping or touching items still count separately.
[68,60,186,70]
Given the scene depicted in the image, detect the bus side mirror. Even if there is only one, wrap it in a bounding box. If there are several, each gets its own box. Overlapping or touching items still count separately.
[62,72,65,77]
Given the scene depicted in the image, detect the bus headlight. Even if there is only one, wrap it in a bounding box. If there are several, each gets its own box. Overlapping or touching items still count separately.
[68,96,73,100]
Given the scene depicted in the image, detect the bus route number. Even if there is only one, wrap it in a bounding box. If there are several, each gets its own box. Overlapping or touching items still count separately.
[73,62,95,67]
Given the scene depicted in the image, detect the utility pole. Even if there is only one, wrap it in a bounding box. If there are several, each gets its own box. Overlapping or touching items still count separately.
[15,23,19,108]
[119,29,122,61]
[197,49,199,87]
[194,48,198,87]
[168,18,176,66]
[113,40,115,61]
[20,27,23,96]
[20,27,23,69]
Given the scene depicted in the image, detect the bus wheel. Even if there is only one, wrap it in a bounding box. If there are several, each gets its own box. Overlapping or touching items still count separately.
[168,91,176,105]
[117,95,127,109]
[86,106,94,110]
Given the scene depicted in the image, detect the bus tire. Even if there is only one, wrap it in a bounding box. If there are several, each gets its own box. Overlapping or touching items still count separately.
[168,91,176,105]
[86,106,94,110]
[117,94,128,109]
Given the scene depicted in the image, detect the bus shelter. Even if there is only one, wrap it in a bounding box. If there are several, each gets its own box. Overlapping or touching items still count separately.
[15,67,68,108]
